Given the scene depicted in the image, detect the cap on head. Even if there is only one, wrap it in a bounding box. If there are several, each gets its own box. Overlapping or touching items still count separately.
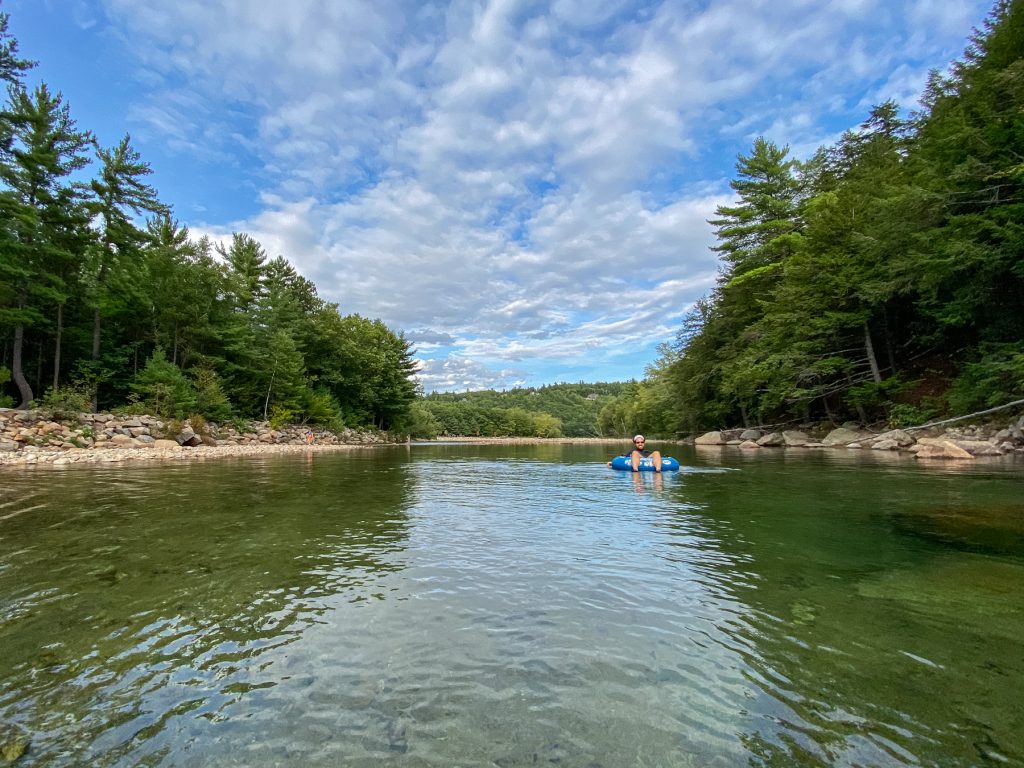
[633,434,645,442]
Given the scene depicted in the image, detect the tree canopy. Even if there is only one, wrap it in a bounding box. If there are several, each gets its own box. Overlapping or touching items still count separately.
[606,1,1024,435]
[0,10,419,430]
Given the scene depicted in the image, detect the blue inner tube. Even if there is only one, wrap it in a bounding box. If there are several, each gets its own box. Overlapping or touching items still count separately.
[610,456,680,472]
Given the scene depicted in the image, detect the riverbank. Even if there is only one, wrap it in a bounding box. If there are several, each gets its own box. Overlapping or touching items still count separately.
[5,409,1024,468]
[687,417,1024,460]
[0,409,393,468]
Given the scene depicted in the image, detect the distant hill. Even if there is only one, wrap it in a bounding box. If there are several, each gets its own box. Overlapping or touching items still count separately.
[421,382,631,437]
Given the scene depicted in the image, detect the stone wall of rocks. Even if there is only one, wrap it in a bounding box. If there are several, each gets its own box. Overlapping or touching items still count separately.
[0,410,391,466]
[689,415,1024,460]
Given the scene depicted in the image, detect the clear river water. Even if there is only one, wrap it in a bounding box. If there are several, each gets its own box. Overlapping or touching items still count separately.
[1,442,1022,767]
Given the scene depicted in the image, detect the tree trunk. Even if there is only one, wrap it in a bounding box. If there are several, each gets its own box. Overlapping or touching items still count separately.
[822,394,836,426]
[263,370,275,420]
[173,323,178,365]
[739,401,750,429]
[12,324,33,409]
[882,307,897,375]
[53,303,63,391]
[846,371,868,424]
[91,307,102,411]
[864,321,882,383]
[92,307,101,361]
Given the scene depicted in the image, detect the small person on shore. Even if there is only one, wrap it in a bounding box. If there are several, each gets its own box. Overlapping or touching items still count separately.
[607,434,663,472]
[304,430,314,445]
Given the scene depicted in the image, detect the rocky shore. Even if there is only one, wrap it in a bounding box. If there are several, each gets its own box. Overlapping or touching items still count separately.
[0,410,393,468]
[687,415,1024,460]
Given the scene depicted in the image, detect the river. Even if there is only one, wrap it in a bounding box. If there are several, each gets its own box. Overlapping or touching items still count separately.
[1,442,1022,766]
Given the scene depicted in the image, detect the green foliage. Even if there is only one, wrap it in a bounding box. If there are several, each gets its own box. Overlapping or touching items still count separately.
[131,348,196,418]
[624,4,1024,432]
[422,382,626,437]
[302,387,343,427]
[192,366,233,422]
[32,384,91,421]
[0,9,418,427]
[227,417,252,434]
[947,342,1024,412]
[268,405,295,430]
[394,402,442,440]
[887,403,941,429]
[0,366,12,408]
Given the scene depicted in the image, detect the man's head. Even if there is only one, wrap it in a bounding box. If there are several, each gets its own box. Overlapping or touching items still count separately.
[633,434,645,448]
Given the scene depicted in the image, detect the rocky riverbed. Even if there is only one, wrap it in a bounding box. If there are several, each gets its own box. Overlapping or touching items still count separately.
[688,415,1024,460]
[0,410,392,468]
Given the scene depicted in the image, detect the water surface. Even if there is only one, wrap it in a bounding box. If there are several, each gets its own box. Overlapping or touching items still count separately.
[1,443,1022,766]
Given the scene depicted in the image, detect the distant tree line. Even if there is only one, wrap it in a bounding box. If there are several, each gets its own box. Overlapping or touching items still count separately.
[0,9,417,429]
[411,383,629,438]
[602,1,1024,436]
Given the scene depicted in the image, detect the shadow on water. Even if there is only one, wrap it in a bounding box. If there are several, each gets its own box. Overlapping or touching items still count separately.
[0,450,415,765]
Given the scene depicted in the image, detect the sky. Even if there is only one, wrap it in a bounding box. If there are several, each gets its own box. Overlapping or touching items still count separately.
[5,0,990,391]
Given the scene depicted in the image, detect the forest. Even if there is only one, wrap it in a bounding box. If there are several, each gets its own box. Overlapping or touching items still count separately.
[0,11,418,431]
[599,1,1024,437]
[4,3,1021,441]
[412,382,630,438]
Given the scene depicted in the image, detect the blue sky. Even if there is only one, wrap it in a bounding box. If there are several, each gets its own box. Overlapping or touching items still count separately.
[6,0,990,391]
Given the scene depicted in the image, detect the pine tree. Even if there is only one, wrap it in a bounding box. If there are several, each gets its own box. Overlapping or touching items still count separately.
[0,83,91,407]
[86,134,168,406]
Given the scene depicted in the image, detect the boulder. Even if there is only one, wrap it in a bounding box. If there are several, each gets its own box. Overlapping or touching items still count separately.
[871,439,900,451]
[153,439,182,450]
[782,430,810,446]
[694,431,724,445]
[756,432,784,447]
[822,427,871,446]
[738,440,759,450]
[0,440,18,452]
[873,429,915,447]
[175,427,196,446]
[739,429,763,441]
[950,440,1004,456]
[108,434,134,447]
[915,441,974,460]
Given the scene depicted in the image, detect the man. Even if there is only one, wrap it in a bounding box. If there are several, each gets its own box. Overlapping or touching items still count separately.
[608,434,663,472]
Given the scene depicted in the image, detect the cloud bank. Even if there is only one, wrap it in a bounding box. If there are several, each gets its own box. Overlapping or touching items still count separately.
[91,0,987,390]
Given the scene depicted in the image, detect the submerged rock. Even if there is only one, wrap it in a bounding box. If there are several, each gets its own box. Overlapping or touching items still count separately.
[0,725,31,762]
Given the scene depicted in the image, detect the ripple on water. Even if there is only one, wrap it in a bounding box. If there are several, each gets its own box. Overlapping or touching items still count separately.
[0,448,1022,766]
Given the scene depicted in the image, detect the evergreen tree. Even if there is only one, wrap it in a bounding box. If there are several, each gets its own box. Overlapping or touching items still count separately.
[0,83,91,407]
[85,134,168,406]
[0,9,33,87]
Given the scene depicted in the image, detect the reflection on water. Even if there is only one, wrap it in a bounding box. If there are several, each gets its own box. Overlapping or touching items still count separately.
[0,443,1022,766]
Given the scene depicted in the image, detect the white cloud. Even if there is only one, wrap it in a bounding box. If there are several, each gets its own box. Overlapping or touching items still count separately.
[415,356,529,392]
[92,0,990,389]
